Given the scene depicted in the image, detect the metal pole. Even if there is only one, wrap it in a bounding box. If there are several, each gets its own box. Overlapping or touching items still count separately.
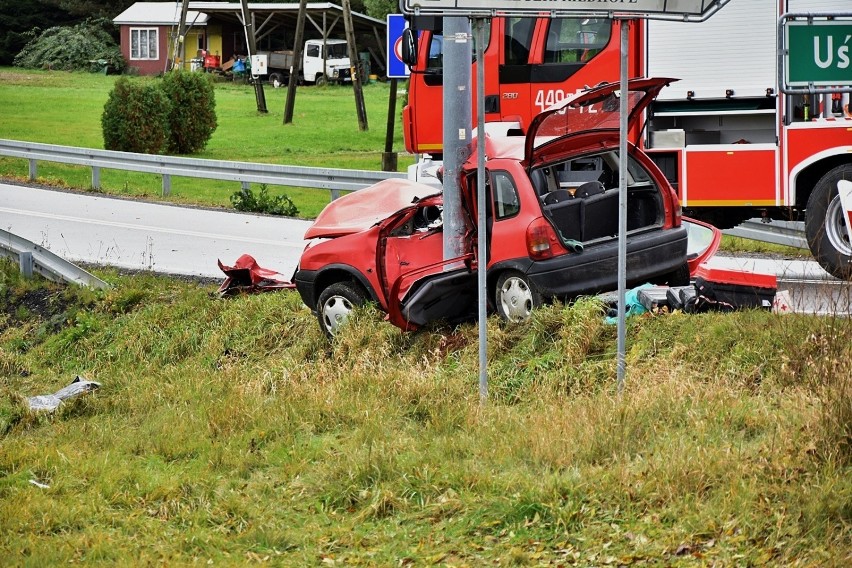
[442,17,472,262]
[474,18,487,404]
[616,19,630,394]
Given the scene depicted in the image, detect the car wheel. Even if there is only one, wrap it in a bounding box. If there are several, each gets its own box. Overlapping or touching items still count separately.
[269,72,284,88]
[317,282,366,337]
[806,164,852,279]
[495,271,541,323]
[315,74,327,87]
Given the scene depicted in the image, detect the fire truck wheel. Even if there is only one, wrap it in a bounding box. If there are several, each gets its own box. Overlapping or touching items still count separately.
[317,282,366,337]
[806,164,852,280]
[495,271,541,323]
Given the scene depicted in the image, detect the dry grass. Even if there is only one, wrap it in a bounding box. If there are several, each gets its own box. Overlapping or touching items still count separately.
[0,262,850,565]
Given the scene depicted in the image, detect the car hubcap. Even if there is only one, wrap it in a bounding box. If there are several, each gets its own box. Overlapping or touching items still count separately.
[322,295,353,335]
[499,277,534,322]
[826,195,852,256]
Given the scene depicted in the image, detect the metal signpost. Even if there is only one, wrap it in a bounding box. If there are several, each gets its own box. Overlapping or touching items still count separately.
[399,0,730,397]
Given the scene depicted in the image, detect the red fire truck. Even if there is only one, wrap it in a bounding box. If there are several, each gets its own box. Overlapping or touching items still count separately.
[401,0,852,278]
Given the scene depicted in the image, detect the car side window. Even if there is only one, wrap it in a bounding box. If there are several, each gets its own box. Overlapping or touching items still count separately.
[306,44,319,58]
[492,171,520,219]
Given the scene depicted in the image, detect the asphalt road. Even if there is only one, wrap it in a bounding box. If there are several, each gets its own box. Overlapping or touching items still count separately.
[3,181,852,316]
[1,182,311,280]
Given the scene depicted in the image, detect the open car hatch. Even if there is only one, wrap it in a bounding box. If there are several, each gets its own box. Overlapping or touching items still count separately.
[524,77,677,165]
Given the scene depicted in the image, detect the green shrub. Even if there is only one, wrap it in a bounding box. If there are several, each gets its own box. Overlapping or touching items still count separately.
[13,18,126,73]
[101,77,171,154]
[230,184,299,216]
[160,71,218,154]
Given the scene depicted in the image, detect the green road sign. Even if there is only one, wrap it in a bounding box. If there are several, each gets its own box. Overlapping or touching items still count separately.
[786,21,852,88]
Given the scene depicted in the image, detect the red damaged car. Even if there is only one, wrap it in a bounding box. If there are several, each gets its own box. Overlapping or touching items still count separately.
[295,78,720,336]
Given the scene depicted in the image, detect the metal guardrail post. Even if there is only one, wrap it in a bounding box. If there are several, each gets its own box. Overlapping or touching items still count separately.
[92,166,101,190]
[28,159,37,181]
[19,251,33,278]
[163,174,171,197]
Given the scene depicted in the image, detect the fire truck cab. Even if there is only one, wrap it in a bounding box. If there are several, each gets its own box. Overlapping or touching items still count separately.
[401,0,852,279]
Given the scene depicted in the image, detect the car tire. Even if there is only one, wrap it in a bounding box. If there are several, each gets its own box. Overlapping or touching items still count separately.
[805,164,852,279]
[269,72,284,88]
[317,282,366,337]
[495,271,541,323]
[315,74,327,87]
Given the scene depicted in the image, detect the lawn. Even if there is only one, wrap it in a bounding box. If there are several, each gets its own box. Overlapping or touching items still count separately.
[0,67,413,218]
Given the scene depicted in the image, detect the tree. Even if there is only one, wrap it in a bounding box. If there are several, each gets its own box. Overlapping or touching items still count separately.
[363,0,397,21]
[0,0,75,65]
[13,18,125,73]
[44,0,135,20]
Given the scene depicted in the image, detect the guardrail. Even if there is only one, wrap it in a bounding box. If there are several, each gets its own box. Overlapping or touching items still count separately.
[0,139,814,250]
[0,228,110,289]
[0,139,406,199]
[724,219,808,250]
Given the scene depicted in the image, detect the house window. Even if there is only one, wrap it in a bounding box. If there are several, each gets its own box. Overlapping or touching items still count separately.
[130,28,159,60]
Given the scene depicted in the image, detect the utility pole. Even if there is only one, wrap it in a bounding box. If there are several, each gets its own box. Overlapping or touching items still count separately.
[239,0,268,113]
[382,78,398,171]
[176,0,190,70]
[442,17,472,261]
[284,0,308,124]
[342,0,368,131]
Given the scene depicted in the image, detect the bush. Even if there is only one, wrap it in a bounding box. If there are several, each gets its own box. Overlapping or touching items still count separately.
[101,78,171,154]
[102,71,218,156]
[230,185,299,216]
[13,19,126,73]
[160,71,218,154]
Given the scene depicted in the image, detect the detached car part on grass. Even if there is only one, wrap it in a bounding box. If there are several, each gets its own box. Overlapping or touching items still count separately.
[292,79,723,337]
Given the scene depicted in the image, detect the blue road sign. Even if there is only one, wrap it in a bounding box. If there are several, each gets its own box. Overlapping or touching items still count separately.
[387,14,410,79]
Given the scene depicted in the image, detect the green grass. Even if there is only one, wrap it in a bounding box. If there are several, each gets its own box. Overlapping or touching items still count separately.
[0,67,413,218]
[720,235,809,258]
[0,260,850,564]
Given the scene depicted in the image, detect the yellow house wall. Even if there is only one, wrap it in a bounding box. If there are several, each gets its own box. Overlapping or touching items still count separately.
[206,25,223,59]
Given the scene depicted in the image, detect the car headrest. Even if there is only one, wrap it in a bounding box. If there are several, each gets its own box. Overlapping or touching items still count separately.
[542,189,573,205]
[575,181,605,198]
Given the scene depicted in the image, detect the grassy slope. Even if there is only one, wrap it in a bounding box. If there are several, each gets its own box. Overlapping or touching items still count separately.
[0,262,849,565]
[0,68,412,219]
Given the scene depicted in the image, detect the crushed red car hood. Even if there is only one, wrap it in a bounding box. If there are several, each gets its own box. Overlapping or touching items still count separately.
[305,178,441,239]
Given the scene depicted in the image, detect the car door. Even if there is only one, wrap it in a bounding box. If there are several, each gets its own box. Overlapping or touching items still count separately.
[380,200,479,331]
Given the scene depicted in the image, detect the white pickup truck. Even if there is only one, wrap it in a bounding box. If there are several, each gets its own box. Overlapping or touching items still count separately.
[258,39,351,87]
